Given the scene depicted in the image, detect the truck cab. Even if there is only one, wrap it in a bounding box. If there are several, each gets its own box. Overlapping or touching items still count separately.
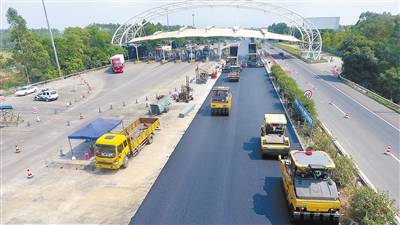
[279,150,341,224]
[260,114,290,157]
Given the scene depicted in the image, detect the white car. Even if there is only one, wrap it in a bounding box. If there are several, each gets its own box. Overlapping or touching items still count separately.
[15,85,38,96]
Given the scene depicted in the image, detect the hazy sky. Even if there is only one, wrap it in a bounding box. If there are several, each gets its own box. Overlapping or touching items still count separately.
[1,0,399,31]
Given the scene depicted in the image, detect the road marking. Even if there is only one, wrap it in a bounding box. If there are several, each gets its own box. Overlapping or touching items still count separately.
[386,152,400,163]
[292,60,400,132]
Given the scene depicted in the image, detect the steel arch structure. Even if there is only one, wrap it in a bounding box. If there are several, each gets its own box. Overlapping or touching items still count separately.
[112,0,322,59]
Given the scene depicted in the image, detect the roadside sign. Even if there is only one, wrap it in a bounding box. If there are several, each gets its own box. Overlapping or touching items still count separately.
[294,98,314,127]
[304,90,312,98]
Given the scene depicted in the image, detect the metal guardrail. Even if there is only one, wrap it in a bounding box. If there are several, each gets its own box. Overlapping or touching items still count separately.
[340,76,400,111]
[0,65,109,96]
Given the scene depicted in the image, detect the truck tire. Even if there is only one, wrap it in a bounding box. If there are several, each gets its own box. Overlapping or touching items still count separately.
[121,156,129,168]
[165,107,169,113]
[147,134,154,144]
[226,109,230,116]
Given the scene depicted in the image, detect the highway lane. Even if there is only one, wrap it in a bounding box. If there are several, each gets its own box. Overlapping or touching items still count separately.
[130,67,300,224]
[265,45,400,207]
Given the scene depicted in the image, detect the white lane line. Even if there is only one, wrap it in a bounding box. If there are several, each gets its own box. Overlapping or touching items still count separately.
[292,60,400,132]
[386,152,400,163]
[331,103,345,115]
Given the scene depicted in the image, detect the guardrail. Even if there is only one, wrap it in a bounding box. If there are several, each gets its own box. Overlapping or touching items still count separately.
[0,65,110,96]
[339,76,400,111]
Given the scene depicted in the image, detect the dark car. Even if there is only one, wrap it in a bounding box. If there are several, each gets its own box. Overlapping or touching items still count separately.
[34,90,59,102]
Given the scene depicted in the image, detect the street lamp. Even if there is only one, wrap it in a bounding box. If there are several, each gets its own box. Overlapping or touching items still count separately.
[192,14,194,28]
[42,0,61,78]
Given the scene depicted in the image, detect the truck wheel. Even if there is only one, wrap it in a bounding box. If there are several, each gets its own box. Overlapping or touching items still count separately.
[165,107,169,113]
[217,109,221,115]
[121,156,129,168]
[147,134,154,144]
[226,109,230,116]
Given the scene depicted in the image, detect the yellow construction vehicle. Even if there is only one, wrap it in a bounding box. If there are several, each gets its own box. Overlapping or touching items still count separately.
[94,118,160,169]
[210,86,232,116]
[260,114,290,158]
[279,150,341,224]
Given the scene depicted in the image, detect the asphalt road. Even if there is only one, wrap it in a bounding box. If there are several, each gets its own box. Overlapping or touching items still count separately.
[130,65,301,224]
[265,43,400,207]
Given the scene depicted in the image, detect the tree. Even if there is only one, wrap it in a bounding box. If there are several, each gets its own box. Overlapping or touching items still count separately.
[268,22,289,35]
[321,29,332,48]
[378,67,400,102]
[349,186,398,225]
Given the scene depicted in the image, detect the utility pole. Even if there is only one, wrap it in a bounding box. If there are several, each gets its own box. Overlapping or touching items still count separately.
[192,14,194,28]
[42,0,62,78]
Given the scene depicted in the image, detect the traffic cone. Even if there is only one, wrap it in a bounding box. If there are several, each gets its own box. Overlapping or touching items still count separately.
[146,103,148,107]
[36,117,40,122]
[60,149,65,157]
[82,93,85,98]
[306,79,308,83]
[27,121,30,127]
[136,99,138,104]
[110,104,113,109]
[54,109,58,114]
[79,113,83,119]
[313,85,316,90]
[386,145,391,154]
[27,168,34,178]
[330,99,333,105]
[15,144,20,153]
[345,111,349,118]
[98,108,102,113]
[123,102,126,107]
[74,97,77,102]
[67,121,70,126]
[146,96,148,101]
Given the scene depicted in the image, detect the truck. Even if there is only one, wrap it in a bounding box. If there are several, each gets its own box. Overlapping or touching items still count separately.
[278,150,341,224]
[94,118,160,169]
[223,43,239,73]
[110,54,125,73]
[260,114,290,158]
[210,86,232,116]
[247,41,263,67]
[228,64,242,82]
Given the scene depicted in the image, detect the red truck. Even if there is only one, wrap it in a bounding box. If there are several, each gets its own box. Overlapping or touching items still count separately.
[110,54,125,73]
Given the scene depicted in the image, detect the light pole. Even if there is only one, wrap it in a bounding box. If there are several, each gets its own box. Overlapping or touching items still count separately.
[192,14,194,28]
[42,0,61,78]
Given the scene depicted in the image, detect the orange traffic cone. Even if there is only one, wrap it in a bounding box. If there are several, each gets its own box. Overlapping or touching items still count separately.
[15,144,20,153]
[386,145,391,154]
[330,99,333,105]
[79,113,83,119]
[345,111,349,118]
[27,168,34,178]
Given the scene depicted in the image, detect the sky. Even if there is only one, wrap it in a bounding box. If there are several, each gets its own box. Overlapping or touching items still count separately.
[1,0,399,31]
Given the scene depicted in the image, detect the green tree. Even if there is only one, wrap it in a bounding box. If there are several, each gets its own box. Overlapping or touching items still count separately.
[378,67,400,102]
[342,46,379,87]
[349,186,398,225]
[268,22,289,35]
[321,29,332,48]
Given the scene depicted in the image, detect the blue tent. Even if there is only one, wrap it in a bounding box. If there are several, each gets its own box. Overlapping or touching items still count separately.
[67,118,123,155]
[68,118,122,140]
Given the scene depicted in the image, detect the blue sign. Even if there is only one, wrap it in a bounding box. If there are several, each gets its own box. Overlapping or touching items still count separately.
[294,98,314,127]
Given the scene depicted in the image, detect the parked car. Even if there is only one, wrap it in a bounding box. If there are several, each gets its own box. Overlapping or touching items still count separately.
[34,90,59,102]
[15,85,38,96]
